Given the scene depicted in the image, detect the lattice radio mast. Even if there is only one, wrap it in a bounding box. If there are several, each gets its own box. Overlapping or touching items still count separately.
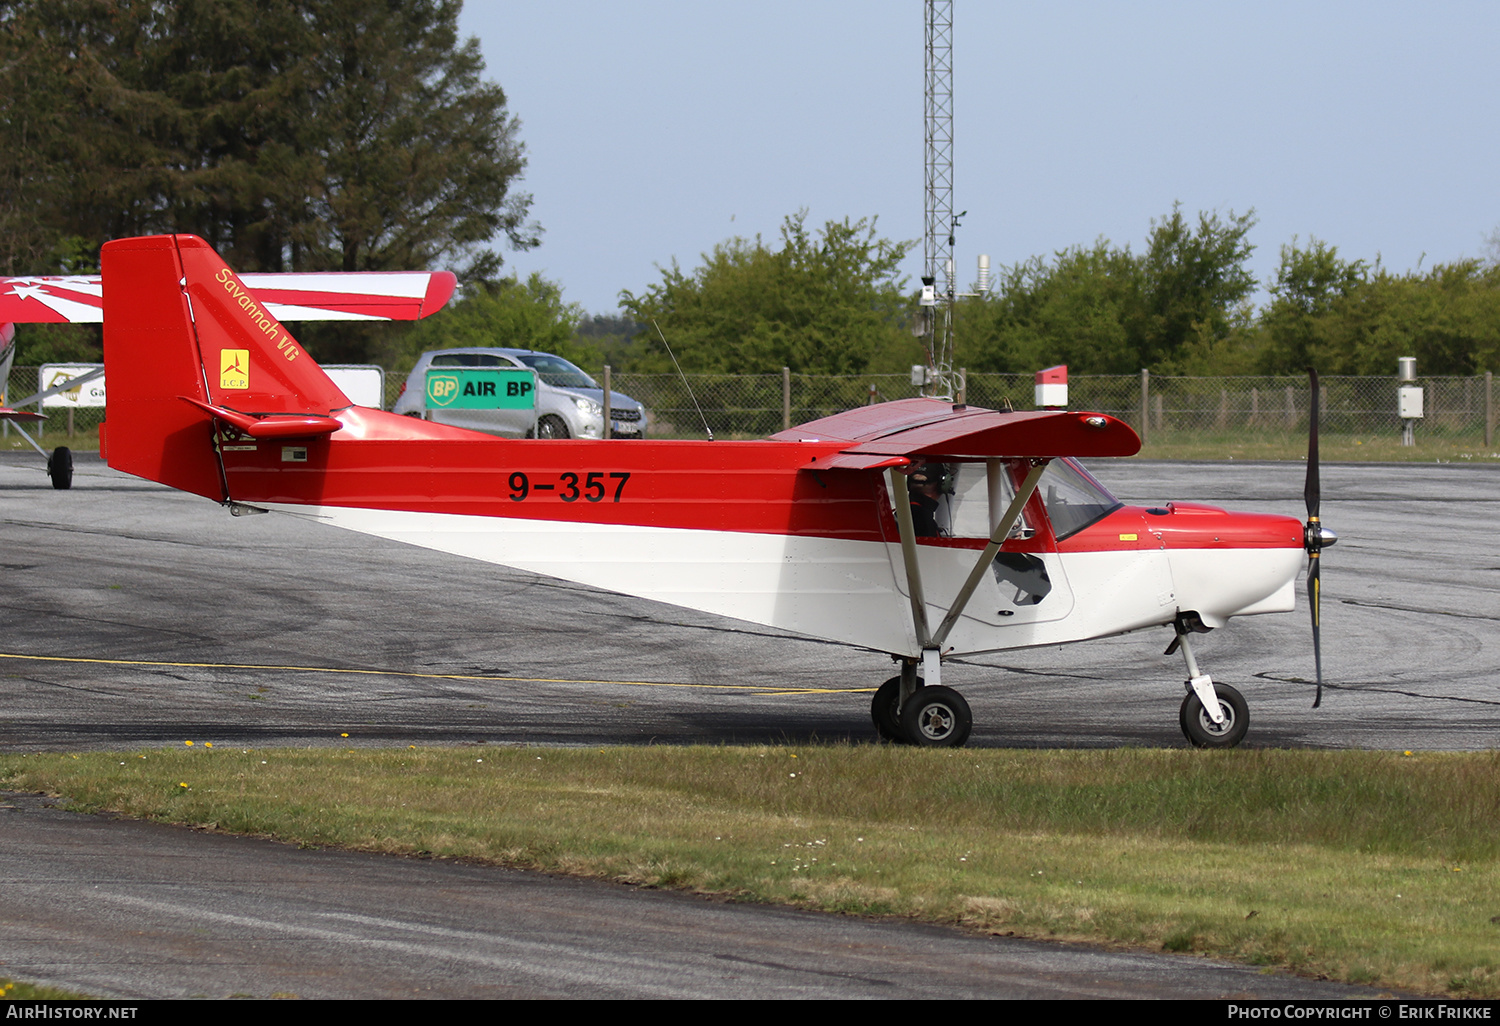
[921,0,958,398]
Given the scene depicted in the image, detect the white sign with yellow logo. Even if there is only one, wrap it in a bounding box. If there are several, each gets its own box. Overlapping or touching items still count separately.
[39,364,106,408]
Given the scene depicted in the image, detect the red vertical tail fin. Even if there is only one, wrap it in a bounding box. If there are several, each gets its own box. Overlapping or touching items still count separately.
[102,234,351,499]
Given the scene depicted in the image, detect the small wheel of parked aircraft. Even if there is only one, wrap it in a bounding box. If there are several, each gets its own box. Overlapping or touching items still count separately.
[1179,682,1249,749]
[900,685,972,748]
[870,676,908,742]
[47,446,73,490]
[533,415,570,439]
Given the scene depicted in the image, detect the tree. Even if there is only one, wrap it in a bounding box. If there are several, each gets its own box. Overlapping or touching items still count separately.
[956,241,1142,374]
[957,205,1259,374]
[302,0,538,279]
[1136,204,1258,370]
[1256,238,1368,372]
[0,0,537,280]
[619,212,914,375]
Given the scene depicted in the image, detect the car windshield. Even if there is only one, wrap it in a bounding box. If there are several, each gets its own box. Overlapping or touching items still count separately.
[431,353,509,367]
[514,354,596,389]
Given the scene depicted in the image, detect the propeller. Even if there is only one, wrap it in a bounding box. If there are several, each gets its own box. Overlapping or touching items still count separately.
[1303,368,1337,707]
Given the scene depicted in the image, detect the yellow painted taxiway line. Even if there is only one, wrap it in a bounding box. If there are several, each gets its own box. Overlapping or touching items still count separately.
[0,651,871,695]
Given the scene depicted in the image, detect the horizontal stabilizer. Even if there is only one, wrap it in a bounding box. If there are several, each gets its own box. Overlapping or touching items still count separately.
[178,396,341,438]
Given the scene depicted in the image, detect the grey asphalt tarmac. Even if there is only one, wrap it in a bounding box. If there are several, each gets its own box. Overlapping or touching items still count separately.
[2,452,1495,752]
[1,450,1490,999]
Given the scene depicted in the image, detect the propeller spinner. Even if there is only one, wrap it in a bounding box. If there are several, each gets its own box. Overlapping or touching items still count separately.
[1304,368,1338,707]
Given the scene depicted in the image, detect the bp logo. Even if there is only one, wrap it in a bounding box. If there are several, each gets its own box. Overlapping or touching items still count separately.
[426,372,461,407]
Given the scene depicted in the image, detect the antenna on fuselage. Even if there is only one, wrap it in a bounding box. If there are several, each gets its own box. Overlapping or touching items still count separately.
[653,320,713,441]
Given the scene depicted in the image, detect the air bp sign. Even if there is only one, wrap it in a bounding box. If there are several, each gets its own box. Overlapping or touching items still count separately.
[425,367,536,410]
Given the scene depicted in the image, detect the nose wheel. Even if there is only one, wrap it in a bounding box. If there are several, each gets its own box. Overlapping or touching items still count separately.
[1180,682,1249,748]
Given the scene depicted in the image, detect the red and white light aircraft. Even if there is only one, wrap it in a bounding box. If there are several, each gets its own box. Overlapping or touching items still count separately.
[0,263,456,487]
[101,234,1334,748]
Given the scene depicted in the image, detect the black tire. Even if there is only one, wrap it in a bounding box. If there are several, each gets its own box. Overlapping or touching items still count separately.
[534,415,570,439]
[47,446,73,490]
[900,685,972,748]
[870,676,908,742]
[1179,682,1249,749]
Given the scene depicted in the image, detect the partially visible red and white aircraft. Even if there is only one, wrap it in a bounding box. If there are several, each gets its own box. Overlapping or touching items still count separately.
[0,269,456,324]
[99,234,1334,748]
[0,265,455,487]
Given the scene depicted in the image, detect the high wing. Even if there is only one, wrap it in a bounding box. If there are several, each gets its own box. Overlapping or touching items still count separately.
[0,270,456,323]
[771,401,1141,463]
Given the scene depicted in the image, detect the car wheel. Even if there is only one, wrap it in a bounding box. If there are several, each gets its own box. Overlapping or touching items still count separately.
[534,415,570,439]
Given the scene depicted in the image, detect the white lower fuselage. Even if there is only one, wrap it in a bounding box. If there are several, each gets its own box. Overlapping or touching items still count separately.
[264,503,1301,658]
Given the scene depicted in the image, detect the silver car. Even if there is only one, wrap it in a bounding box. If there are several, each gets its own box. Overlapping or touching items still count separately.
[393,348,645,439]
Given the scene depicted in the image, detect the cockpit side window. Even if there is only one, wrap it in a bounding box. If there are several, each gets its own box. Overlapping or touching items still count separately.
[905,461,1033,540]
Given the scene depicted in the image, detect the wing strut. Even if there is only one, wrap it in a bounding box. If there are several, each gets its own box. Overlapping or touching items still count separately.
[887,460,1049,679]
[888,467,934,649]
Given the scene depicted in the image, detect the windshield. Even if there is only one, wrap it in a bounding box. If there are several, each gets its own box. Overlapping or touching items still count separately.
[1039,459,1122,541]
[514,354,596,389]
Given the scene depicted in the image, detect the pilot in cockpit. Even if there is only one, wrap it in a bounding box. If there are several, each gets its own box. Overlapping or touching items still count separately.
[908,465,944,537]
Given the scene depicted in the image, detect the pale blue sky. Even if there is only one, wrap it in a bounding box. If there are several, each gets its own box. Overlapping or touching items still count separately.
[458,1,1500,314]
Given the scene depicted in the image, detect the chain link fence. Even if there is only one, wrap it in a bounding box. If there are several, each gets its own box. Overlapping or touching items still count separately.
[611,370,1497,443]
[8,365,1494,446]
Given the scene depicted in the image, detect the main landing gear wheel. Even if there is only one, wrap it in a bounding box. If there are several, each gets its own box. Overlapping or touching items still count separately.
[47,446,73,490]
[901,685,973,748]
[870,676,908,742]
[1179,682,1249,749]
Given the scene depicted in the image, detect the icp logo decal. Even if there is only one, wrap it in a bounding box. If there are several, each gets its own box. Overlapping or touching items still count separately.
[220,349,249,390]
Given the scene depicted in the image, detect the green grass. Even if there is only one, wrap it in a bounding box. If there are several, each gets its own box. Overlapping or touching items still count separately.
[1,424,101,453]
[4,745,1497,997]
[0,979,92,1000]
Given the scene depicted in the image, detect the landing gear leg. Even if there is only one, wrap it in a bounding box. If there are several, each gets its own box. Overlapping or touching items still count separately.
[1167,619,1249,748]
